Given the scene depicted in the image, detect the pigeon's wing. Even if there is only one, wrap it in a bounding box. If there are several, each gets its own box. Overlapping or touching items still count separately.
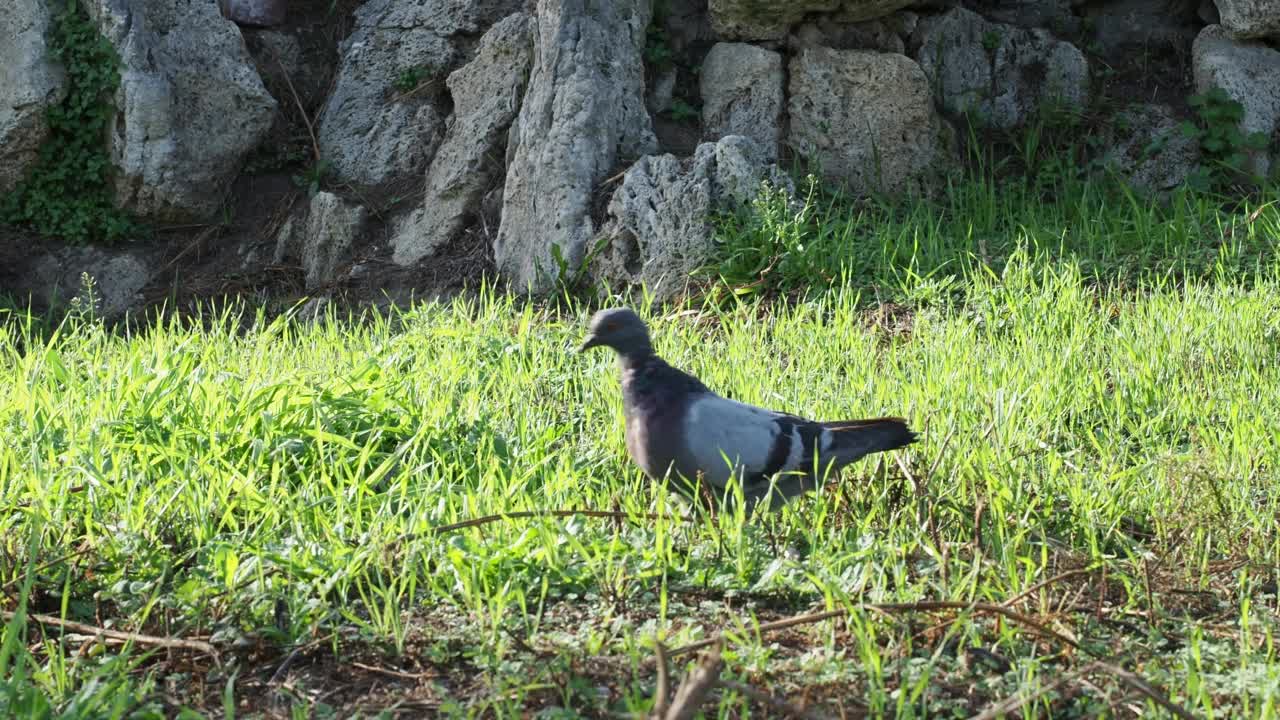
[677,394,811,490]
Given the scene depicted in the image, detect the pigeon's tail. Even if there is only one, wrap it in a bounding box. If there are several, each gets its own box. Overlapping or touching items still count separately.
[821,417,918,466]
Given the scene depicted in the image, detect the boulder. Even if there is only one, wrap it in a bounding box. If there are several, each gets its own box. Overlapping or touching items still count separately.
[980,0,1080,35]
[392,12,533,267]
[788,47,952,197]
[84,0,277,220]
[1102,104,1201,193]
[275,192,368,290]
[794,12,919,54]
[1081,0,1199,57]
[1192,24,1280,176]
[1,0,66,195]
[26,247,155,318]
[1216,0,1280,38]
[494,0,657,295]
[316,0,524,191]
[700,43,784,161]
[709,0,916,40]
[592,136,792,300]
[914,7,1089,129]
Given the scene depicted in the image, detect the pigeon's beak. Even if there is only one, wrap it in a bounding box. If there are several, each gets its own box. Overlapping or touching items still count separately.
[578,334,600,353]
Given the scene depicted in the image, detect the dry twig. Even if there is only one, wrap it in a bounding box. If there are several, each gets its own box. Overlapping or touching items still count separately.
[430,510,691,535]
[1002,567,1098,609]
[663,645,723,720]
[7,611,217,657]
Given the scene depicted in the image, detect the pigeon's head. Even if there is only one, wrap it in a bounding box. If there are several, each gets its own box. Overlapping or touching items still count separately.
[579,307,651,356]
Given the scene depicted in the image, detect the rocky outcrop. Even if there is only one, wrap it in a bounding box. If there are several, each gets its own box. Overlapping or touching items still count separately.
[914,8,1089,129]
[794,12,919,54]
[84,0,277,220]
[1102,104,1201,193]
[789,47,951,197]
[391,13,532,267]
[592,136,791,300]
[700,43,784,161]
[316,0,524,191]
[1082,0,1200,57]
[1,0,67,195]
[275,192,368,290]
[25,247,156,318]
[495,0,657,295]
[1192,24,1280,176]
[710,0,916,40]
[1216,0,1280,38]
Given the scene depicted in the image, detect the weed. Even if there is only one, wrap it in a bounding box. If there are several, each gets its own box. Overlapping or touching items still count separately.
[0,0,140,244]
[1181,86,1270,189]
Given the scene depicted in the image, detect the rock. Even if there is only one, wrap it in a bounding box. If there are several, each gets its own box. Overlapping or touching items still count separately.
[794,15,910,53]
[700,43,784,160]
[647,68,677,115]
[979,0,1080,36]
[1200,0,1222,24]
[1,0,67,195]
[1216,0,1280,37]
[710,0,916,40]
[219,0,287,27]
[788,46,952,197]
[1082,0,1199,57]
[84,0,277,220]
[1102,104,1201,193]
[316,0,524,191]
[914,8,1089,130]
[494,0,657,295]
[592,136,792,300]
[275,192,368,290]
[391,12,533,267]
[243,30,331,111]
[1192,24,1280,176]
[27,247,154,318]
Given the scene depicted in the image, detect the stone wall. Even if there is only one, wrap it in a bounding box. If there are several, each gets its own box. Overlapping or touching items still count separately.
[3,0,1280,314]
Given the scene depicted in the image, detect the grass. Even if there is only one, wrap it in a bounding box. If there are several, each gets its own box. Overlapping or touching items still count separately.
[2,171,1280,718]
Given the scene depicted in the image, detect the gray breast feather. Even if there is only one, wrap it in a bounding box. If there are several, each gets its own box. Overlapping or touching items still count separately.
[677,394,807,488]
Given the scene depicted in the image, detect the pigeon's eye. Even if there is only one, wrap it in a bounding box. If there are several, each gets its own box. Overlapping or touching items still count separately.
[604,321,619,332]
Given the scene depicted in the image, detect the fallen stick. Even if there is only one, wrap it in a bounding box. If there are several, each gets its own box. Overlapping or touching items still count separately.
[430,509,691,535]
[668,601,1079,658]
[6,611,217,657]
[1002,567,1098,608]
[971,661,1100,720]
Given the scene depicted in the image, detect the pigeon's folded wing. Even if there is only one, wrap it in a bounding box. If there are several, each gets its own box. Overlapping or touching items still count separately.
[679,395,803,488]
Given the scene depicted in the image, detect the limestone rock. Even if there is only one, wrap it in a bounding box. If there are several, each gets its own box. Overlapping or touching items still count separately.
[794,13,918,54]
[494,0,657,295]
[84,0,277,220]
[1,0,67,194]
[27,247,155,318]
[275,192,368,290]
[316,0,524,191]
[709,0,916,40]
[700,43,784,161]
[392,12,533,267]
[1082,0,1199,57]
[914,7,1089,129]
[592,136,792,300]
[1102,104,1201,193]
[1192,24,1280,176]
[1216,0,1280,38]
[788,47,951,197]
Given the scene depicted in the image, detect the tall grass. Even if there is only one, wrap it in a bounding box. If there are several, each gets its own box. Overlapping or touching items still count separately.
[1,178,1279,716]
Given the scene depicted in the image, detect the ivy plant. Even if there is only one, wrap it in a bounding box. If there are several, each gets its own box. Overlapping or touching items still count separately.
[1,0,139,244]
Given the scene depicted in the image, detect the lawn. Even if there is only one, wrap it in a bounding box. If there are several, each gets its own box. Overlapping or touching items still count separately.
[2,176,1280,718]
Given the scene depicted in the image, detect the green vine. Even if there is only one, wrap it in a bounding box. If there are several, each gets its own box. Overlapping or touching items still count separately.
[1,0,138,244]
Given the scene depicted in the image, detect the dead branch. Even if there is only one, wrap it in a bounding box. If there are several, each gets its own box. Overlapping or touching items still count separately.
[430,510,691,535]
[972,661,1100,720]
[663,645,724,720]
[1002,567,1098,609]
[1096,660,1198,720]
[653,642,671,718]
[668,601,1079,658]
[7,611,217,657]
[720,679,832,720]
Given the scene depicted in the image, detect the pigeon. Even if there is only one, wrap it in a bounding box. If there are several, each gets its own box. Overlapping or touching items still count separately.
[580,307,919,512]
